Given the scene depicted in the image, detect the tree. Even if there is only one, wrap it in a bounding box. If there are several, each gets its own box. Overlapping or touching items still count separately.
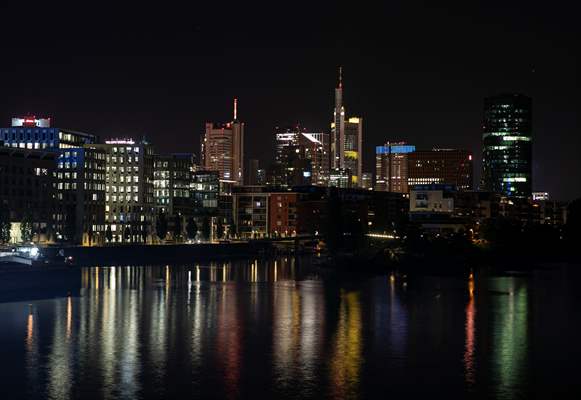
[186,217,197,241]
[20,212,34,243]
[0,205,11,244]
[201,217,211,242]
[173,214,183,242]
[216,218,225,240]
[105,225,113,243]
[156,210,168,242]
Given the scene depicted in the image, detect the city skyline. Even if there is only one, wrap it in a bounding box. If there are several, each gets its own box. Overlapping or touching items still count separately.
[0,3,578,200]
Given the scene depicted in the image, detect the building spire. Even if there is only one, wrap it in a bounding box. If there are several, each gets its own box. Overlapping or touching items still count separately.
[338,66,343,89]
[233,98,238,121]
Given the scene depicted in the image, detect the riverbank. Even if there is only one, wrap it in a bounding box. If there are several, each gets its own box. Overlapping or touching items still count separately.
[65,242,273,266]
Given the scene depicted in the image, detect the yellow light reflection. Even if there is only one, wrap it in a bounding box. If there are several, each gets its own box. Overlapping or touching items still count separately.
[330,290,362,399]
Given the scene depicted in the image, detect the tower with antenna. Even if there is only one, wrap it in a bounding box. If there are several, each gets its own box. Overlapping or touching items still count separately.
[331,67,363,188]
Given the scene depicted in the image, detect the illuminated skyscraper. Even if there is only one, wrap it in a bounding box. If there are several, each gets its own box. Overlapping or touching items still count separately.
[272,126,329,187]
[201,99,244,186]
[480,94,532,197]
[375,142,415,193]
[331,68,362,187]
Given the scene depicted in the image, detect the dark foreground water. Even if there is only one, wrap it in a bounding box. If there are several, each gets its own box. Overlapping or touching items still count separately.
[1,258,580,399]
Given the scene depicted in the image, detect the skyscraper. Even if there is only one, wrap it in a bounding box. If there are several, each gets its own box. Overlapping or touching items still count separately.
[201,99,244,186]
[331,68,362,187]
[480,94,532,197]
[272,126,329,187]
[375,142,415,193]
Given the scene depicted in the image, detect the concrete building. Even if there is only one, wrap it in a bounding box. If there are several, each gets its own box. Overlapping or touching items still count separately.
[200,99,244,186]
[375,142,415,192]
[331,68,362,187]
[408,149,473,190]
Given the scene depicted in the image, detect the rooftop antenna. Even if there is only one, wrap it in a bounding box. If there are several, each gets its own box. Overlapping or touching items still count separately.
[233,98,238,121]
[338,66,343,89]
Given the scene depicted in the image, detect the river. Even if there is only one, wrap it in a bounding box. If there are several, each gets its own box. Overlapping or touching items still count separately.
[0,257,579,399]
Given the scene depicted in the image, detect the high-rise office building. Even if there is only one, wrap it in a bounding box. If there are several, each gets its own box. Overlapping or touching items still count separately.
[375,142,415,193]
[480,94,532,197]
[331,68,363,187]
[201,99,244,186]
[93,139,155,243]
[408,149,473,190]
[272,126,329,187]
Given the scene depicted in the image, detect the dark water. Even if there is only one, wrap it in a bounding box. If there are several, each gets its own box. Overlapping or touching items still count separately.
[1,258,580,399]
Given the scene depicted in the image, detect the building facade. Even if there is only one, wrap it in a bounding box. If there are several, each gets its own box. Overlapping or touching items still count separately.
[0,147,57,243]
[1,116,101,244]
[375,142,415,193]
[480,93,532,197]
[154,153,196,216]
[269,192,298,237]
[408,149,473,190]
[200,99,244,186]
[94,139,155,243]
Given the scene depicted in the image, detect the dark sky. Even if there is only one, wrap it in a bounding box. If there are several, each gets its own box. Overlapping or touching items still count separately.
[1,2,578,200]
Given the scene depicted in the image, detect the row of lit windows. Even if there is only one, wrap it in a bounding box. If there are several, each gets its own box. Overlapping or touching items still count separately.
[108,175,139,183]
[107,166,139,173]
[112,147,140,154]
[107,156,140,163]
[106,185,140,193]
[106,195,140,202]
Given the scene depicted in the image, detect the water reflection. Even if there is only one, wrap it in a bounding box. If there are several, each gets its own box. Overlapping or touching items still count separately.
[489,277,530,399]
[330,290,362,400]
[4,259,576,400]
[464,273,476,387]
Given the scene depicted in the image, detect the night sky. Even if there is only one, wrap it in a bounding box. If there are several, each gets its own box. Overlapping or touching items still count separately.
[1,2,578,200]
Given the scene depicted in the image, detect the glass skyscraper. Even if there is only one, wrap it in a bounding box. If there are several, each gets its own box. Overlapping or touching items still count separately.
[480,94,532,197]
